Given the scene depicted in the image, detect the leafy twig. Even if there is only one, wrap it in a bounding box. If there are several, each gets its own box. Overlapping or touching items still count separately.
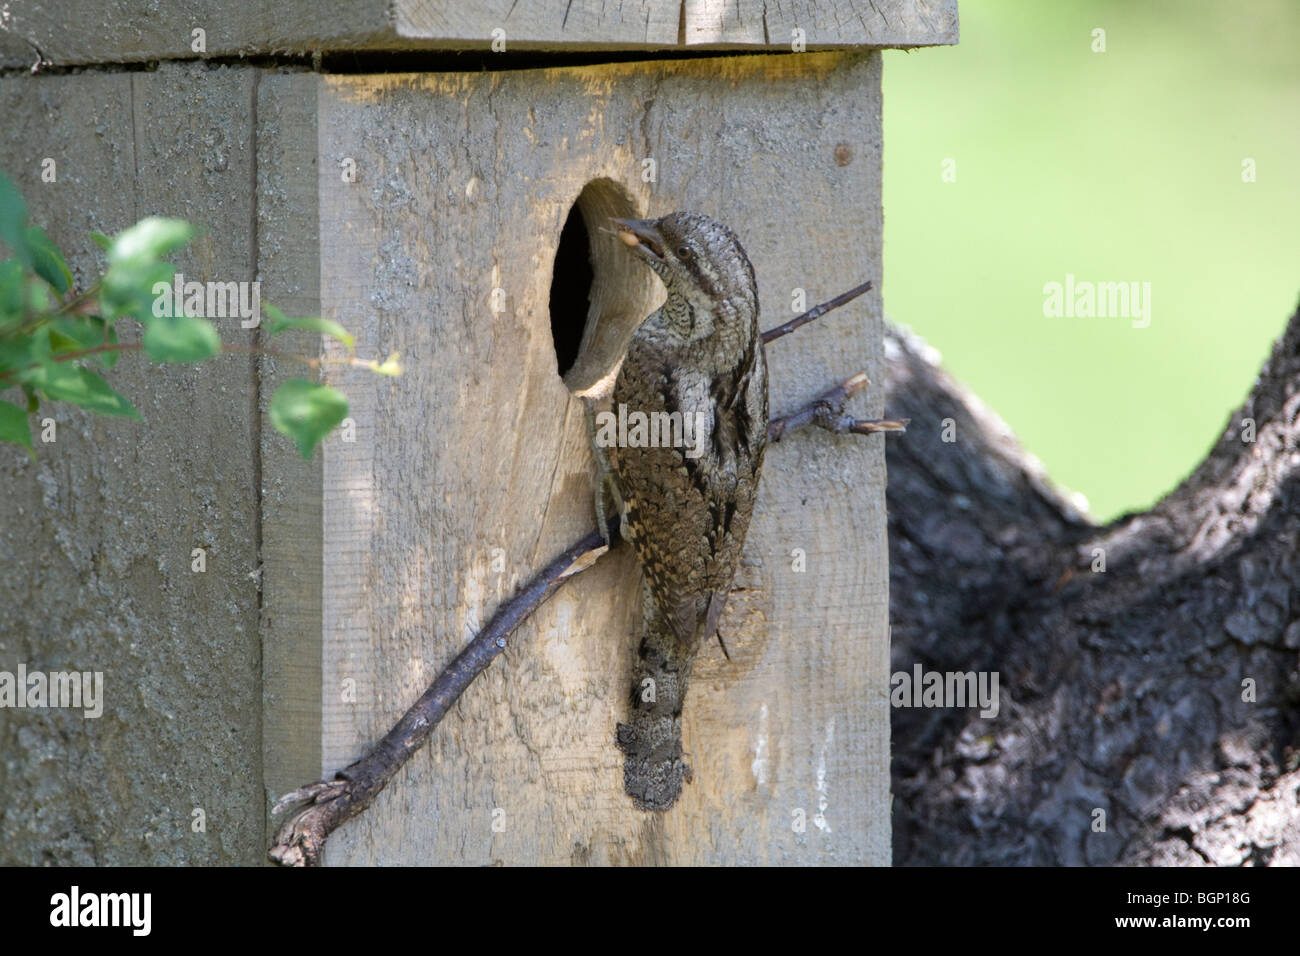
[54,280,102,316]
[0,341,393,386]
[1,177,389,456]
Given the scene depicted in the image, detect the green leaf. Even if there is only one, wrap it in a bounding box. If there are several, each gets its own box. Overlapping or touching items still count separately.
[99,323,120,369]
[47,327,80,353]
[46,316,118,368]
[29,363,140,418]
[90,231,112,251]
[0,333,33,376]
[270,378,348,459]
[100,260,174,322]
[106,217,194,267]
[143,313,220,363]
[24,225,72,294]
[26,322,52,366]
[0,258,25,330]
[0,398,32,451]
[25,275,53,315]
[0,173,30,265]
[264,304,355,350]
[51,315,106,350]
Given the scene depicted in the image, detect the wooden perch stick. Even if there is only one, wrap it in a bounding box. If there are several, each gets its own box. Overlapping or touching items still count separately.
[270,530,607,866]
[768,372,909,442]
[269,279,901,866]
[761,279,872,345]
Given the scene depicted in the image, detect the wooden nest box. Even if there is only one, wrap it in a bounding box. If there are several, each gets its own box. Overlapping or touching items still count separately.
[0,0,957,865]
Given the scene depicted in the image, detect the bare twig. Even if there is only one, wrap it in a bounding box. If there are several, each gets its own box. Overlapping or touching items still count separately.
[269,530,607,866]
[269,280,901,866]
[761,280,872,346]
[768,372,909,443]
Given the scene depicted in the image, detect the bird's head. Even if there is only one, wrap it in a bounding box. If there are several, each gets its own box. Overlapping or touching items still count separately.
[610,212,758,321]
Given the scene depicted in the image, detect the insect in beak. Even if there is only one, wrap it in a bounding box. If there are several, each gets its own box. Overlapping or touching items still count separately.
[609,217,666,263]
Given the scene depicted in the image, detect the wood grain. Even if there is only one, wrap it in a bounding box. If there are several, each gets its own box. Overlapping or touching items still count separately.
[0,0,955,69]
[258,50,891,865]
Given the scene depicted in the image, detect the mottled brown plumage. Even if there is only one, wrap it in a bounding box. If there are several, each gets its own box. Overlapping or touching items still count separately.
[599,212,768,810]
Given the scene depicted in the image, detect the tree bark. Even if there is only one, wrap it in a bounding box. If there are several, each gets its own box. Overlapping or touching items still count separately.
[886,302,1300,866]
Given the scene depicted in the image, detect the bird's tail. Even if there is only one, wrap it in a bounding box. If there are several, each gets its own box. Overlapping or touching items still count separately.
[616,594,699,811]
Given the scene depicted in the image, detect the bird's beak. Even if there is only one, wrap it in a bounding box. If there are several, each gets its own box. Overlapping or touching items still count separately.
[609,217,666,263]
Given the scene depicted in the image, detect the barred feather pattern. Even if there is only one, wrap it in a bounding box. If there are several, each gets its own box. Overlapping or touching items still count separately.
[605,212,768,810]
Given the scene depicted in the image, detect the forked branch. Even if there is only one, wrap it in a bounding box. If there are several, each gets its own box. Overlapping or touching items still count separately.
[768,372,908,442]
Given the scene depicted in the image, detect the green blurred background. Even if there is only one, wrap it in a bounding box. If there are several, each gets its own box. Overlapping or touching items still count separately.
[883,0,1300,522]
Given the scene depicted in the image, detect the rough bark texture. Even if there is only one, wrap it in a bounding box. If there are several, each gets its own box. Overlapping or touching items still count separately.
[886,302,1300,867]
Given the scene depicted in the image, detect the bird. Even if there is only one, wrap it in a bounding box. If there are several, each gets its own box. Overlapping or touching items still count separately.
[595,211,768,810]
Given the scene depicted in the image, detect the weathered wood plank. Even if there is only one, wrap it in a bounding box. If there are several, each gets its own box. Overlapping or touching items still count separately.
[0,0,955,68]
[257,75,327,805]
[677,0,957,47]
[0,64,265,864]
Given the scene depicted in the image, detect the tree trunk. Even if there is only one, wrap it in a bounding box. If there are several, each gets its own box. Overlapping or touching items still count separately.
[886,302,1300,866]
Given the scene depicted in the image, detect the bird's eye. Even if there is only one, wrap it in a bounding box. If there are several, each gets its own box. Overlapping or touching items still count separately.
[677,245,692,259]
